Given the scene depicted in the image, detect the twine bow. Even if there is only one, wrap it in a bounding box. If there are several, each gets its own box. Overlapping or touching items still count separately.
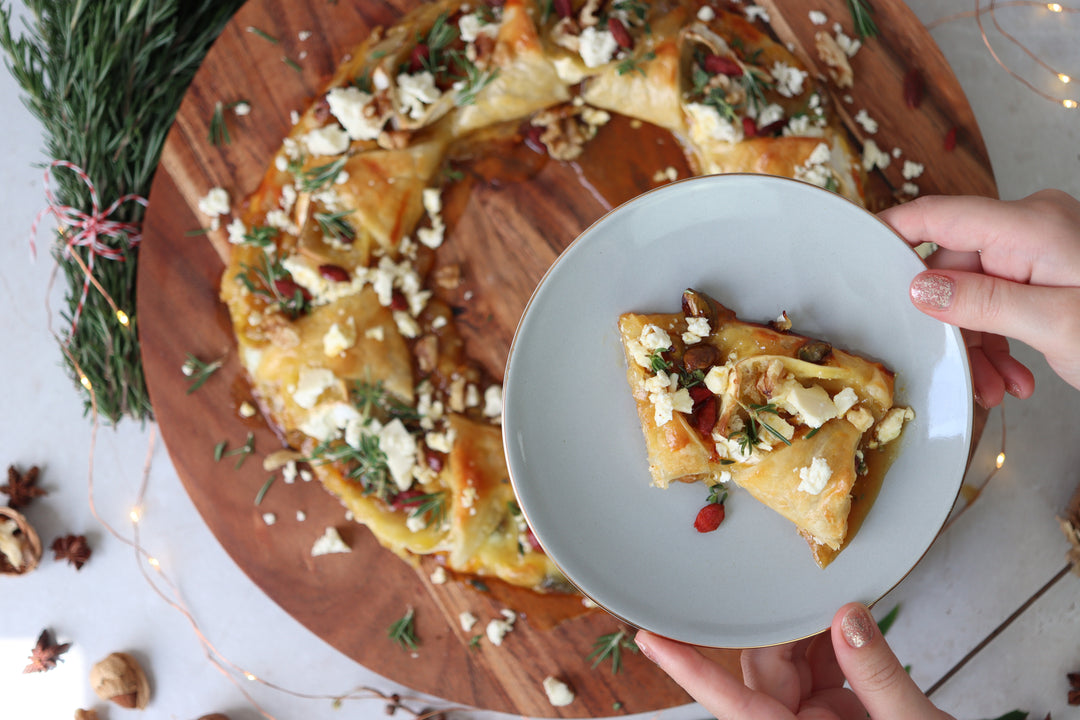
[31,160,148,338]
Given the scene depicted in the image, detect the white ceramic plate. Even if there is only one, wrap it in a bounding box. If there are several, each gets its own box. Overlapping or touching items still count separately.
[503,174,973,648]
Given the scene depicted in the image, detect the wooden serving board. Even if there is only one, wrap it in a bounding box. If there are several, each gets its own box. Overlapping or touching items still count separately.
[138,0,995,716]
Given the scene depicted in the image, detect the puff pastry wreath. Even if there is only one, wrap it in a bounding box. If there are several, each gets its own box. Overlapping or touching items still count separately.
[220,0,874,592]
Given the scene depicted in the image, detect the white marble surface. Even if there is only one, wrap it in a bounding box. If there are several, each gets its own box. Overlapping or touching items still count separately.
[2,2,1079,719]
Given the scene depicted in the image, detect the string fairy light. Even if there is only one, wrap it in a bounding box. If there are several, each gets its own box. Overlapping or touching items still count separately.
[926,0,1077,109]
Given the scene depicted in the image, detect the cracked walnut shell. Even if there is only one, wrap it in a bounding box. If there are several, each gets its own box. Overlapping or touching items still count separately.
[90,652,150,709]
[0,506,42,575]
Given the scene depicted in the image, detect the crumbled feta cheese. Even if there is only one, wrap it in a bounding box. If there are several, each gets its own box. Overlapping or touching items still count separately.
[296,510,307,522]
[405,514,428,533]
[233,101,251,116]
[298,30,312,41]
[483,384,503,420]
[459,13,499,43]
[686,102,744,145]
[874,406,915,446]
[783,114,826,138]
[486,609,517,646]
[854,108,878,134]
[238,401,256,418]
[379,419,418,492]
[281,255,366,307]
[862,138,890,171]
[543,676,576,707]
[833,25,861,56]
[299,401,362,443]
[756,102,785,127]
[745,4,770,22]
[704,364,731,396]
[460,611,478,632]
[795,142,833,188]
[578,26,619,67]
[430,566,447,584]
[845,406,874,432]
[832,387,859,416]
[809,10,827,25]
[311,526,351,556]
[775,381,839,428]
[323,320,357,357]
[290,109,300,125]
[771,61,808,97]
[697,5,716,21]
[326,86,383,140]
[682,315,712,344]
[365,326,385,341]
[265,208,298,235]
[226,217,247,245]
[262,512,277,526]
[640,324,672,352]
[797,456,833,495]
[293,367,337,409]
[304,125,350,156]
[902,160,925,180]
[892,146,903,158]
[902,181,920,197]
[283,461,298,484]
[426,430,455,454]
[197,187,230,230]
[397,71,443,120]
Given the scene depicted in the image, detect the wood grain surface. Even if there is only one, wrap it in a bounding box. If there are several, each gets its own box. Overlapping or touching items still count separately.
[138,1,996,716]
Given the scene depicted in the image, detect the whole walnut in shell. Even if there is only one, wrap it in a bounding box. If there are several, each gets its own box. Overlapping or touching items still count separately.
[0,507,42,575]
[90,652,150,709]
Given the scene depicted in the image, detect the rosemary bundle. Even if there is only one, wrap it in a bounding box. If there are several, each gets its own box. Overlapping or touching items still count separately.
[0,0,244,423]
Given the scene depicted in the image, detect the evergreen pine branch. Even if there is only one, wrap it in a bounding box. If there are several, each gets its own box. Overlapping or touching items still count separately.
[0,0,245,423]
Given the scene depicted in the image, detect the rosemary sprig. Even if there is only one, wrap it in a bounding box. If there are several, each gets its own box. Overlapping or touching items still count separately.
[388,607,418,650]
[297,156,349,193]
[181,353,223,394]
[877,604,900,635]
[0,0,245,423]
[351,380,420,422]
[616,50,656,77]
[307,434,393,500]
[451,57,498,107]
[314,210,357,243]
[706,484,727,505]
[254,474,275,505]
[246,25,279,44]
[846,0,879,39]
[747,403,792,447]
[400,491,447,529]
[648,349,672,375]
[208,101,231,146]
[241,225,277,248]
[219,432,256,469]
[282,55,302,73]
[587,629,639,674]
[236,253,309,319]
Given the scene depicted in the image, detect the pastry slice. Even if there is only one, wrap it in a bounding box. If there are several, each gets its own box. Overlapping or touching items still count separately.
[619,289,913,566]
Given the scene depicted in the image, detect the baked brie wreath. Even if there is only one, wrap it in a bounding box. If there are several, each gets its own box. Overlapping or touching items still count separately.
[221,0,873,593]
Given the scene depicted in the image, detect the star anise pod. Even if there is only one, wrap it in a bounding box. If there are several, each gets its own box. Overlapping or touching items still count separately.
[23,628,71,673]
[51,534,92,570]
[2,465,47,509]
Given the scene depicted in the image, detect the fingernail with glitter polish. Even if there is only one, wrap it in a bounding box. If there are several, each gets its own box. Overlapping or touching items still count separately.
[635,634,658,663]
[910,273,955,310]
[841,605,875,649]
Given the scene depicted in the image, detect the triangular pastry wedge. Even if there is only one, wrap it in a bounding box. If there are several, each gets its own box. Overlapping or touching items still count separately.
[619,289,913,567]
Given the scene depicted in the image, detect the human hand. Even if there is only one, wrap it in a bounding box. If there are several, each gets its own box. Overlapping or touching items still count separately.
[635,603,954,719]
[878,190,1080,407]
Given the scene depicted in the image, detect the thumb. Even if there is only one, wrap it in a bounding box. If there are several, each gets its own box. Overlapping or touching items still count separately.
[830,604,950,719]
[909,269,1075,355]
